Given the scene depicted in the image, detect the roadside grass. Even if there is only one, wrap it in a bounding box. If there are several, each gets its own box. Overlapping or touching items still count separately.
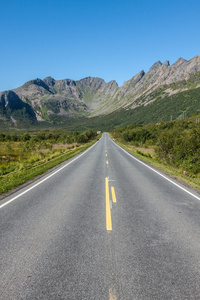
[111,138,200,192]
[0,141,96,196]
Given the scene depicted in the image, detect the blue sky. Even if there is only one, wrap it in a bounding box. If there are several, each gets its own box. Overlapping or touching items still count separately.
[1,0,200,91]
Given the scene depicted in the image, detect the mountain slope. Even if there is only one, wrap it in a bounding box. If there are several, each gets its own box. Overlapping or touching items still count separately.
[110,55,200,111]
[9,76,119,121]
[0,90,36,127]
[0,55,200,129]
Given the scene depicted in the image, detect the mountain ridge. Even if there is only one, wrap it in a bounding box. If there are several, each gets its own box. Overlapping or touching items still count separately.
[0,55,200,128]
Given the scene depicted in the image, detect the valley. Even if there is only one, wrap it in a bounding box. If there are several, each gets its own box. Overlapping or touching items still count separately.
[0,55,200,130]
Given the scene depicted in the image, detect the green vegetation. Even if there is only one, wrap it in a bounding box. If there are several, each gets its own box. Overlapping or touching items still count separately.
[50,85,199,132]
[1,82,200,132]
[0,130,98,195]
[41,95,50,102]
[0,105,36,129]
[111,112,200,190]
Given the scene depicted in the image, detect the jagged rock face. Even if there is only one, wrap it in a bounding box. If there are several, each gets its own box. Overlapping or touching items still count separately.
[23,78,51,92]
[0,91,20,109]
[43,76,56,87]
[9,75,119,119]
[0,90,36,122]
[0,55,200,123]
[77,77,105,89]
[0,91,29,110]
[112,55,200,110]
[55,79,76,89]
[122,70,145,87]
[102,80,118,95]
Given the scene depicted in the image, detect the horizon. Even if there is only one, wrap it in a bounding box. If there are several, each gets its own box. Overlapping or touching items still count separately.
[1,54,199,92]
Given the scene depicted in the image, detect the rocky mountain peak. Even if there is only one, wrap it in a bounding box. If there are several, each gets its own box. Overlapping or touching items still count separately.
[171,57,187,69]
[59,79,76,86]
[149,61,162,72]
[186,55,200,73]
[158,60,170,76]
[0,54,200,126]
[190,55,200,63]
[22,78,50,92]
[77,77,105,89]
[123,70,145,87]
[107,80,118,88]
[43,76,56,87]
[162,60,170,68]
[102,80,118,95]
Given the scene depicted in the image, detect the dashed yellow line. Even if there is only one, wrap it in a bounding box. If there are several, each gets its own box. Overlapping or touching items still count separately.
[105,177,112,231]
[106,160,108,165]
[109,288,117,300]
[111,187,117,203]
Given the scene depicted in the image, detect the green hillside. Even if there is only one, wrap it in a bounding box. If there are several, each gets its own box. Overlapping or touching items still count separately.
[0,85,200,132]
[68,86,200,131]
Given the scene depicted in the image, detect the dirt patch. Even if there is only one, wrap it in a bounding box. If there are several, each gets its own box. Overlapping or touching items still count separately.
[52,143,78,150]
[128,144,155,155]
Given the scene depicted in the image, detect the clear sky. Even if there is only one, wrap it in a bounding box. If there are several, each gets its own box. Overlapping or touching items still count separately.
[1,0,200,91]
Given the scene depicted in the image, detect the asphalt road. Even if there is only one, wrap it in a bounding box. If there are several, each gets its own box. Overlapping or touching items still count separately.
[1,133,200,299]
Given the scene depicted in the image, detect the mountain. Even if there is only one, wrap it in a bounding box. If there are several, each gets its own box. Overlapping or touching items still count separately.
[0,90,36,126]
[0,55,200,129]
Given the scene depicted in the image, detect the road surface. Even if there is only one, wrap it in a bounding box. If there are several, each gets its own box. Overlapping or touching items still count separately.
[1,133,200,299]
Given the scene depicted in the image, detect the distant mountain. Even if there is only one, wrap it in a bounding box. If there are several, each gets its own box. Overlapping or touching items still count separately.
[0,55,200,129]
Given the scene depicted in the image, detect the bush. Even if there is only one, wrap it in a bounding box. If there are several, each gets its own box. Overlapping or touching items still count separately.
[115,116,200,177]
[77,133,89,143]
[21,132,31,142]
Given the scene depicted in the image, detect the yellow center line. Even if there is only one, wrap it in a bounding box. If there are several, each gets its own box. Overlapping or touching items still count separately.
[105,177,112,231]
[111,187,117,203]
[106,153,107,157]
[106,161,108,165]
[109,288,117,300]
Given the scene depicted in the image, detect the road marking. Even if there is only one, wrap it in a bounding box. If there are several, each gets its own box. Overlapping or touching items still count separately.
[106,161,109,165]
[111,187,117,203]
[111,139,200,202]
[106,154,107,157]
[106,177,112,231]
[109,288,117,300]
[0,142,99,209]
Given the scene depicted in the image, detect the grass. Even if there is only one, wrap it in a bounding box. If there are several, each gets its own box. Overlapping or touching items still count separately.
[111,137,200,192]
[0,140,96,196]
